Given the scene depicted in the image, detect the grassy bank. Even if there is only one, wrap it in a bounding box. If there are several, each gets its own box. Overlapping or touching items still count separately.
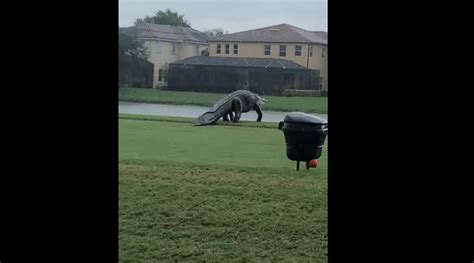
[118,113,278,129]
[119,88,328,114]
[119,116,328,262]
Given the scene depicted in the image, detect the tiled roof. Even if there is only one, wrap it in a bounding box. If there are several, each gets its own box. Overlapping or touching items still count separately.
[170,56,307,70]
[312,31,328,41]
[120,23,208,44]
[208,24,327,45]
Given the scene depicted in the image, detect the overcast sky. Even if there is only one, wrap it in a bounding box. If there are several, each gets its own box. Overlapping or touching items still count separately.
[119,0,327,33]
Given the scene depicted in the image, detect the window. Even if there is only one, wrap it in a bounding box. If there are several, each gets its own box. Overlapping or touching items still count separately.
[216,44,221,54]
[172,43,176,54]
[310,46,313,56]
[264,45,271,55]
[279,45,286,57]
[225,44,230,54]
[321,47,325,58]
[295,45,302,56]
[233,44,238,54]
[158,69,168,82]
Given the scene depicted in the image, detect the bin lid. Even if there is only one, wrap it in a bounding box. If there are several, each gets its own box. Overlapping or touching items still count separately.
[283,112,327,125]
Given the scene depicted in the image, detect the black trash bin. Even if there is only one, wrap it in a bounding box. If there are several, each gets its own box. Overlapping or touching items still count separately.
[278,112,328,170]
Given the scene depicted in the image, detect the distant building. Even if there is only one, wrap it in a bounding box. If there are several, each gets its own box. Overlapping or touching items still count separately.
[121,23,209,88]
[168,56,320,95]
[207,24,327,92]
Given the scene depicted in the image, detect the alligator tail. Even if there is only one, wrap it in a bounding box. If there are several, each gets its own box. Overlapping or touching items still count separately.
[193,112,219,126]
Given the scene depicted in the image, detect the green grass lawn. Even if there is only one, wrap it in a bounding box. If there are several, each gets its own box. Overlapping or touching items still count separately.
[119,88,328,114]
[119,115,328,262]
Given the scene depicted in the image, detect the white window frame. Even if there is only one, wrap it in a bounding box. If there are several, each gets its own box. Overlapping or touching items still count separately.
[279,45,286,57]
[225,44,230,54]
[264,45,271,55]
[295,45,302,56]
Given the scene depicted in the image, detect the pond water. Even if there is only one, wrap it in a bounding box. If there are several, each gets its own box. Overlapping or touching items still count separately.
[119,101,328,123]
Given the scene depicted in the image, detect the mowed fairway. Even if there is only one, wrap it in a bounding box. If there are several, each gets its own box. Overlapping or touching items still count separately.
[119,116,328,262]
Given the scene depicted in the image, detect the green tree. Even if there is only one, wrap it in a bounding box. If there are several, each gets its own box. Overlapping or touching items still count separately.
[119,30,148,60]
[119,29,152,88]
[203,28,224,37]
[134,9,190,27]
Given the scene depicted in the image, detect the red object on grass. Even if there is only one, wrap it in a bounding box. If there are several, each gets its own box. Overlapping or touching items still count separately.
[309,159,318,168]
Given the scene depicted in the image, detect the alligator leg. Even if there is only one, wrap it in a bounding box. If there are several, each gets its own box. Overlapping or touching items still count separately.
[231,99,242,122]
[254,104,263,122]
[223,110,236,122]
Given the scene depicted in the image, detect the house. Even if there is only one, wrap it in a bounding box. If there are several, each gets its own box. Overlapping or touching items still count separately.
[167,56,320,95]
[207,24,328,92]
[121,23,209,88]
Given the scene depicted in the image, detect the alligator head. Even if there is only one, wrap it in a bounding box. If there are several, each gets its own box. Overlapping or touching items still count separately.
[256,94,268,107]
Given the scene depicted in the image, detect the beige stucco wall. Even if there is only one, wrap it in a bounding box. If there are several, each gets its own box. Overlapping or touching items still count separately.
[178,43,208,60]
[307,44,327,91]
[209,42,327,91]
[142,40,208,88]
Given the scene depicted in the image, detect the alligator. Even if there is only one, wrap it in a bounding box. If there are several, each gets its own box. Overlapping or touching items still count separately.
[193,90,267,126]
